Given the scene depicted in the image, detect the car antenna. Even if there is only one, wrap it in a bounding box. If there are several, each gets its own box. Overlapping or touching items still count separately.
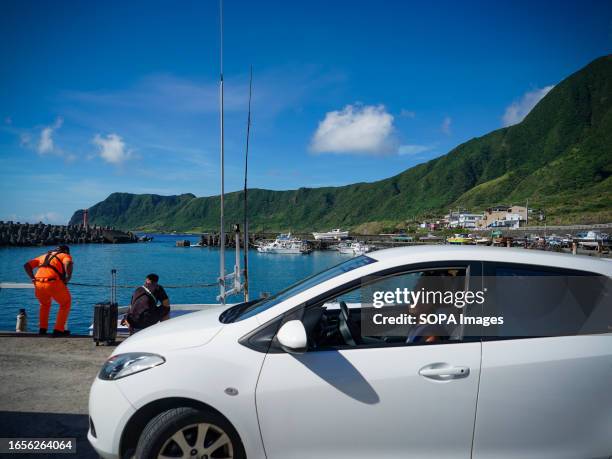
[243,65,253,302]
[218,0,226,304]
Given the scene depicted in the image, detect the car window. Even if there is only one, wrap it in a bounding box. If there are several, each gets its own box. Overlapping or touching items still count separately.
[225,255,377,322]
[301,267,470,350]
[484,263,612,338]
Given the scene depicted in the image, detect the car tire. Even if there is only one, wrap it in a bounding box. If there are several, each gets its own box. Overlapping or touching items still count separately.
[135,406,245,459]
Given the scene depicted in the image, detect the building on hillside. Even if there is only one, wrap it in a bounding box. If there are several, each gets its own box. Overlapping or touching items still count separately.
[420,220,444,231]
[445,211,484,229]
[477,205,528,229]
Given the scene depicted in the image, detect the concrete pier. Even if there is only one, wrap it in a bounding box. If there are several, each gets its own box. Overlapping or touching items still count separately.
[0,334,120,458]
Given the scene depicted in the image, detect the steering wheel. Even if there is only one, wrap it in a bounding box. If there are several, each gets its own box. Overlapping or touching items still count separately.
[338,301,357,346]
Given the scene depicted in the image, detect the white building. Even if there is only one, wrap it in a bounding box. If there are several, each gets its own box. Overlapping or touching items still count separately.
[446,211,484,229]
[478,205,528,229]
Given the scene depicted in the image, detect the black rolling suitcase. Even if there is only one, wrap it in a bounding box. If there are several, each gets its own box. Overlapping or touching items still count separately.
[93,269,118,345]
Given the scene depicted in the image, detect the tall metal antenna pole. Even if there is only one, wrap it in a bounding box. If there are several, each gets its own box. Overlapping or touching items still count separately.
[218,0,226,303]
[243,66,253,302]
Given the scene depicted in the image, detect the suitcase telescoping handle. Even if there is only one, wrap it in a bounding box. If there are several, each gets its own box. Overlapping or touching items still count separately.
[110,269,117,305]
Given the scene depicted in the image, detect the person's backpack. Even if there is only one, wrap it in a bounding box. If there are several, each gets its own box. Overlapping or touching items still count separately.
[126,286,159,329]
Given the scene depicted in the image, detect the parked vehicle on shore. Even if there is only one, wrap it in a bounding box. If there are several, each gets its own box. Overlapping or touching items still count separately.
[418,233,443,242]
[579,230,609,249]
[546,235,564,247]
[474,236,491,245]
[89,246,612,459]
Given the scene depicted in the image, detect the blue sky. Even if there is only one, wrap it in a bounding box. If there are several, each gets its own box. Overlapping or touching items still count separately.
[1,0,611,224]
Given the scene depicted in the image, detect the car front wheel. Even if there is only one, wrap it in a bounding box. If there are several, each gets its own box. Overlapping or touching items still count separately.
[135,406,245,459]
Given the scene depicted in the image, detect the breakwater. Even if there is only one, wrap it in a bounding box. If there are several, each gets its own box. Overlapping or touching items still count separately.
[192,232,264,248]
[0,221,138,247]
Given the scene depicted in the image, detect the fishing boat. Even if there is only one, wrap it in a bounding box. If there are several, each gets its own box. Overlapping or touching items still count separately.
[312,228,349,240]
[257,233,312,254]
[351,241,372,255]
[337,241,372,255]
[447,234,475,245]
[336,241,355,254]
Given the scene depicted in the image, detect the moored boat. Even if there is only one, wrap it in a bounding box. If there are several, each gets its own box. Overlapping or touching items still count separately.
[351,241,372,255]
[336,240,372,256]
[447,234,475,245]
[312,228,349,240]
[336,241,355,254]
[257,233,312,254]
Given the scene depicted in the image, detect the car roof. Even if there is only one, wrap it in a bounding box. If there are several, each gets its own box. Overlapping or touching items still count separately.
[368,245,612,276]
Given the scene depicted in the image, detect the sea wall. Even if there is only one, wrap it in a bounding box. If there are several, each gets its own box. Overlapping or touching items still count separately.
[0,221,138,246]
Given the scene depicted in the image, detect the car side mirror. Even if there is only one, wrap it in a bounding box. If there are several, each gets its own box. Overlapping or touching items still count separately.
[276,320,307,354]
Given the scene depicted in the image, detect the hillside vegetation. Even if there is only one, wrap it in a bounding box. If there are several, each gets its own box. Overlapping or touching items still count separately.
[70,56,612,232]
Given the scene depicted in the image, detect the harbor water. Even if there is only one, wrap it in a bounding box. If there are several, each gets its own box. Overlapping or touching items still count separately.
[0,234,347,334]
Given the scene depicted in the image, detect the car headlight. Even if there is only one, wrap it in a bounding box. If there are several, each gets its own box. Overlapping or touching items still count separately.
[98,353,165,380]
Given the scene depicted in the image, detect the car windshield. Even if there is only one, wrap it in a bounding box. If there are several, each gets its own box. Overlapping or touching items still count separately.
[220,255,377,323]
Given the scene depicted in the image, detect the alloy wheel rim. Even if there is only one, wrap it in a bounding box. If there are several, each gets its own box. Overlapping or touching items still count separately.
[158,422,233,459]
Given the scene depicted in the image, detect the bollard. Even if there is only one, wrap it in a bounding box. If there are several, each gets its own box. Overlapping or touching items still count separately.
[16,308,27,332]
[572,242,577,255]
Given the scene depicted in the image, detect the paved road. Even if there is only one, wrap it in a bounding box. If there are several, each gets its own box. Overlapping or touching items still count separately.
[0,335,119,458]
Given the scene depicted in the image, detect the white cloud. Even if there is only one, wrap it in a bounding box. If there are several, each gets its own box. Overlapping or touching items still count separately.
[37,117,63,154]
[39,128,53,153]
[441,116,452,135]
[502,85,554,126]
[398,144,432,156]
[310,104,396,155]
[93,133,133,164]
[3,211,66,225]
[32,211,64,224]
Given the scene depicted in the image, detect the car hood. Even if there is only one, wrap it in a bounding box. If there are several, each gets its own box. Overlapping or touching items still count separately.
[112,305,228,355]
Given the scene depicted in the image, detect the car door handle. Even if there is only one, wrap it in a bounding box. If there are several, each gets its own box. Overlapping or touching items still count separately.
[419,363,470,380]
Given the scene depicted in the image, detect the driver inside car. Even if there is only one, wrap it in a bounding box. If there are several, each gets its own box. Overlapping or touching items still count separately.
[405,269,463,344]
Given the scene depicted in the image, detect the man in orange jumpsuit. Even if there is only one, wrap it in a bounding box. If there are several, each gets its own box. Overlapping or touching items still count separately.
[24,245,73,336]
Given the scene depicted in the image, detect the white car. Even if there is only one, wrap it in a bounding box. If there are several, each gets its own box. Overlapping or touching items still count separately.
[88,246,612,459]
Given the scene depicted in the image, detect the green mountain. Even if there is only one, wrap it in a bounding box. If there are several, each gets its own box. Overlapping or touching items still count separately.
[70,55,612,232]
